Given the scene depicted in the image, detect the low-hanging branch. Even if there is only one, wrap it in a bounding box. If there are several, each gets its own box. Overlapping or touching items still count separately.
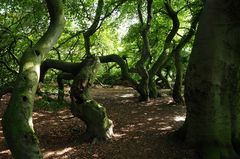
[99,54,138,88]
[40,54,138,87]
[40,60,84,82]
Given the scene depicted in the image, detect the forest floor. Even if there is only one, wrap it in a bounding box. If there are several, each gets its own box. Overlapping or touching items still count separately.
[0,86,198,159]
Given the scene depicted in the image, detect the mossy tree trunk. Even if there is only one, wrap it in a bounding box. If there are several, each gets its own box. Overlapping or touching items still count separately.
[1,0,65,158]
[180,1,240,158]
[39,56,114,141]
[70,56,114,141]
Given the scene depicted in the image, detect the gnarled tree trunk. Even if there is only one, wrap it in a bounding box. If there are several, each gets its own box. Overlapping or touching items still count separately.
[1,0,65,158]
[70,56,114,141]
[179,0,240,158]
[40,56,114,141]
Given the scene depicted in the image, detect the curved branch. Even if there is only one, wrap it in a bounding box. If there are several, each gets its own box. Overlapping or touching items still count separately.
[41,54,138,88]
[33,0,65,58]
[40,59,83,82]
[83,0,104,56]
[149,0,180,78]
[2,0,65,158]
[99,54,138,87]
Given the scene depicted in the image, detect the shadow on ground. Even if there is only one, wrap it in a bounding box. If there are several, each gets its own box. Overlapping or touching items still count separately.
[0,86,197,159]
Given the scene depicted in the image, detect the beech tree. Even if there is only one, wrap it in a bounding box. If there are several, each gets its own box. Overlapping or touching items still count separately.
[177,0,240,158]
[39,0,120,141]
[1,0,65,158]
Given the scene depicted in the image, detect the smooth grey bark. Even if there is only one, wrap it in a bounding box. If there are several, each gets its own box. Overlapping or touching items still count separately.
[180,0,240,158]
[1,0,65,158]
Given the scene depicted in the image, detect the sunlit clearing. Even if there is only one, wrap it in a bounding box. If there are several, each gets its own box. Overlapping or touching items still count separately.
[174,116,185,122]
[44,147,73,158]
[158,126,172,131]
[119,93,135,98]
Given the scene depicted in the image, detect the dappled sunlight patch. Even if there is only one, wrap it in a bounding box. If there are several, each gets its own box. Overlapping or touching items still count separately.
[158,126,173,131]
[137,122,144,126]
[121,99,133,104]
[33,112,47,120]
[156,121,169,126]
[113,133,126,139]
[147,117,160,121]
[121,124,136,132]
[174,115,185,122]
[118,93,135,98]
[0,129,4,141]
[167,98,174,104]
[43,147,74,158]
[56,110,74,120]
[0,149,11,157]
[0,87,191,158]
[130,110,138,114]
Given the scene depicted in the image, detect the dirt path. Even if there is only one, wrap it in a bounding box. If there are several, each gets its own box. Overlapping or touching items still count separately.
[0,86,197,159]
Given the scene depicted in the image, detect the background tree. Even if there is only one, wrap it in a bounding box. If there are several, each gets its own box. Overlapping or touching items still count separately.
[39,0,127,141]
[0,0,199,103]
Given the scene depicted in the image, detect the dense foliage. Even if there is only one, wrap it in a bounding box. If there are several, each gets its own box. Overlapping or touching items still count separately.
[0,0,202,93]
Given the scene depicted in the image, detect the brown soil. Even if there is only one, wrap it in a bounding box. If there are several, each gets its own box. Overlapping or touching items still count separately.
[0,86,197,159]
